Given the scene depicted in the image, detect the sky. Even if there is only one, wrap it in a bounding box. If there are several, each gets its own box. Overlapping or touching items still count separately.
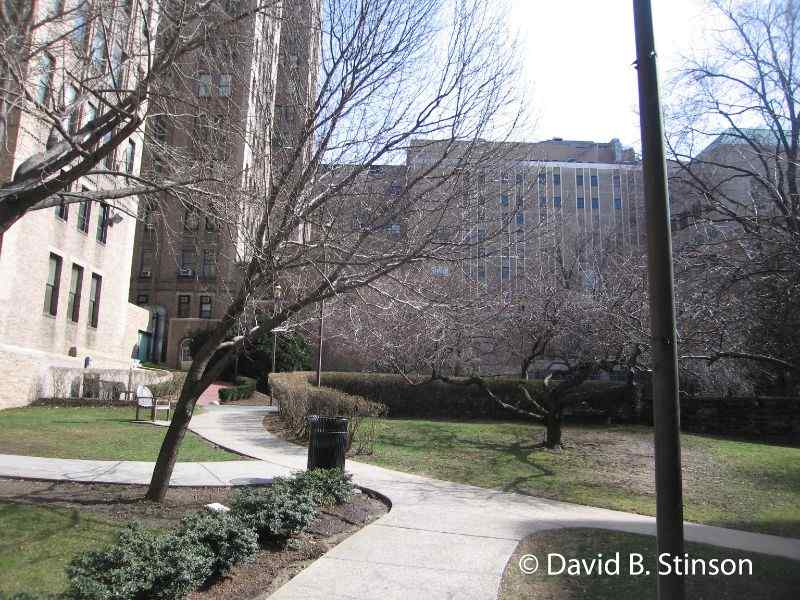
[508,0,716,150]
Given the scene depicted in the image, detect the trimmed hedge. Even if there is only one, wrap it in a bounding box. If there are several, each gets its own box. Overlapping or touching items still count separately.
[218,376,257,402]
[313,371,631,421]
[268,372,386,450]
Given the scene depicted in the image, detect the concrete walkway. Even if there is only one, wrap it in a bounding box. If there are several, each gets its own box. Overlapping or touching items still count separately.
[0,404,798,599]
[184,406,800,600]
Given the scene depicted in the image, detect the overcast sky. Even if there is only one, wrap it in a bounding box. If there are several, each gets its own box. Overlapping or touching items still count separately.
[508,0,715,150]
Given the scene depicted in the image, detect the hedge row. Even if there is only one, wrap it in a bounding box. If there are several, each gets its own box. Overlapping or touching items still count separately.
[64,469,354,600]
[218,376,257,402]
[268,372,386,451]
[313,371,631,420]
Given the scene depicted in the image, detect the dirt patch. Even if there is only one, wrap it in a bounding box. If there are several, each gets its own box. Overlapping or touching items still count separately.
[222,391,275,407]
[190,492,386,600]
[0,478,238,529]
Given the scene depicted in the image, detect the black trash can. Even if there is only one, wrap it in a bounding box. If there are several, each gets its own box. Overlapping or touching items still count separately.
[307,415,349,470]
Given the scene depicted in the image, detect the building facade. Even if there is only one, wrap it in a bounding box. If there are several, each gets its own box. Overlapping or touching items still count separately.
[0,0,155,407]
[129,0,320,369]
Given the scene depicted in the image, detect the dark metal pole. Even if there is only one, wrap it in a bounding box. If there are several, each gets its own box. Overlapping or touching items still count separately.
[633,2,686,599]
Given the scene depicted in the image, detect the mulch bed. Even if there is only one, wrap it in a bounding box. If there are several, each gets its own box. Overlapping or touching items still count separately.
[0,478,388,599]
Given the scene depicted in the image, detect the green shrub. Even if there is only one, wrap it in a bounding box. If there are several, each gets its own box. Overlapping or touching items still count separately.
[230,485,318,541]
[218,376,257,402]
[65,522,213,600]
[269,373,386,452]
[175,511,259,579]
[307,371,629,421]
[273,469,354,507]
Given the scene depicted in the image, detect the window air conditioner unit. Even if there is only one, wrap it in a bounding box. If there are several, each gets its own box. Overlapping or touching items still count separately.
[140,269,152,278]
[144,222,155,230]
[180,267,194,277]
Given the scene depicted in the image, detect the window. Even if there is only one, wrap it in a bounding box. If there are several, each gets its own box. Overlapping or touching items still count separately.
[125,140,136,174]
[110,42,124,87]
[477,265,486,281]
[180,338,193,362]
[139,249,153,277]
[219,73,232,97]
[539,196,547,208]
[91,24,106,66]
[199,295,212,319]
[591,174,598,187]
[576,174,584,186]
[179,249,196,276]
[553,196,561,208]
[68,264,83,322]
[101,129,114,168]
[177,294,191,318]
[44,253,62,316]
[516,212,525,225]
[591,196,599,209]
[77,198,91,233]
[388,182,402,196]
[431,265,450,277]
[46,0,64,17]
[136,294,149,306]
[35,54,54,104]
[55,200,69,221]
[72,3,88,41]
[184,208,199,231]
[88,273,102,327]
[538,173,546,184]
[201,249,216,278]
[198,73,212,97]
[84,102,97,130]
[553,173,561,186]
[96,203,109,243]
[577,197,585,209]
[501,258,511,281]
[613,174,621,186]
[205,207,219,231]
[614,197,622,209]
[500,193,509,207]
[63,85,78,133]
[385,223,401,235]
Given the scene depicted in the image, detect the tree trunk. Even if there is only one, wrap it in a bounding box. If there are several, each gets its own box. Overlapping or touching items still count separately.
[544,409,562,448]
[145,383,200,501]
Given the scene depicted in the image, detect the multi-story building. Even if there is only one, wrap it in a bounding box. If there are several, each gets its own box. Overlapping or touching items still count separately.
[0,0,155,407]
[129,1,320,369]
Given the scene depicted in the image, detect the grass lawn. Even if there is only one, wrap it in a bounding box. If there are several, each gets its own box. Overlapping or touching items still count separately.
[0,407,243,462]
[0,503,122,595]
[357,419,800,537]
[500,528,799,600]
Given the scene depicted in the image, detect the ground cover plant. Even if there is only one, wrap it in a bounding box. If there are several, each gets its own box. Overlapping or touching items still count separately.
[0,407,240,462]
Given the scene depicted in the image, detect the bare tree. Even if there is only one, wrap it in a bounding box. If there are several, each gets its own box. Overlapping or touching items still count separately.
[667,0,800,392]
[145,0,526,500]
[0,0,281,233]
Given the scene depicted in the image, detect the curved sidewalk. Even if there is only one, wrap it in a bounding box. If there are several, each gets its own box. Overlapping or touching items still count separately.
[185,405,800,600]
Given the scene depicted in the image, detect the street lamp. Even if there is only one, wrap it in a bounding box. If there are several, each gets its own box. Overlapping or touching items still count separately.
[271,283,283,375]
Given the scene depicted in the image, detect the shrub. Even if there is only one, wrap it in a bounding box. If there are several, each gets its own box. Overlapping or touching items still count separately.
[309,371,630,421]
[175,511,259,580]
[231,485,318,541]
[218,376,257,402]
[149,371,187,402]
[269,372,386,452]
[66,522,213,600]
[273,469,354,507]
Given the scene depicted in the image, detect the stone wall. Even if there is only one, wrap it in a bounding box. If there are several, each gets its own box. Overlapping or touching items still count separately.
[0,342,171,409]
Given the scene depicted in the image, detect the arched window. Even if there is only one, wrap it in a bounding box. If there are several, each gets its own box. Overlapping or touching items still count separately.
[179,338,193,362]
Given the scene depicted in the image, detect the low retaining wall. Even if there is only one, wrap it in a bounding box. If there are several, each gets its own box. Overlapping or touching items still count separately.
[33,367,173,406]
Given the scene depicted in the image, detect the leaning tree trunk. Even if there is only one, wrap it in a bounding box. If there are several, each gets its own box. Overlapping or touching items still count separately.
[145,380,202,501]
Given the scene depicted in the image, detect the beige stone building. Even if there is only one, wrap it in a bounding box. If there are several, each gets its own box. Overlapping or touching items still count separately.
[129,1,320,369]
[0,0,156,407]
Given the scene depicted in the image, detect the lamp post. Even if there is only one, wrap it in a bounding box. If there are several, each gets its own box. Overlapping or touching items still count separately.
[271,284,282,375]
[633,1,686,599]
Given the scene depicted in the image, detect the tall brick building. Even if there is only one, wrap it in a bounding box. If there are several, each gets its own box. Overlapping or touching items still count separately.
[129,1,320,368]
[0,0,155,406]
